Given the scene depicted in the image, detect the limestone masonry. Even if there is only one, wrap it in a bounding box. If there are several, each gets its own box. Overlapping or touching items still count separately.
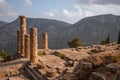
[17,30,21,54]
[20,16,26,56]
[30,28,38,63]
[42,32,48,49]
[25,34,30,58]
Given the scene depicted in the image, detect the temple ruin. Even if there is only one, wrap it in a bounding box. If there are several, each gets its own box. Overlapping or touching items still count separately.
[18,16,39,63]
[0,15,120,80]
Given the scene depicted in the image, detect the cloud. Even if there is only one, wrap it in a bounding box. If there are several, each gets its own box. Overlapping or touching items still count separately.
[22,0,32,6]
[76,0,120,5]
[0,0,17,16]
[63,9,75,17]
[62,6,94,18]
[62,3,120,23]
[44,11,55,17]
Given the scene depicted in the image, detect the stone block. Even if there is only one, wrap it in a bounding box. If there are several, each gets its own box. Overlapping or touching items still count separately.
[46,69,57,77]
[90,72,106,80]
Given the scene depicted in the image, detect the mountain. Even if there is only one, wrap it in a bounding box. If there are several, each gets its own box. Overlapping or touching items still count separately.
[0,21,8,28]
[0,14,120,54]
[65,14,120,45]
[0,18,71,53]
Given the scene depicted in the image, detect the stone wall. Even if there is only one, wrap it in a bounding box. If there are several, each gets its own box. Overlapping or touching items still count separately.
[0,59,28,78]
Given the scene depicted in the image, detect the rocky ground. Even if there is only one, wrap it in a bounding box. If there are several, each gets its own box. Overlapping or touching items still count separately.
[0,43,120,80]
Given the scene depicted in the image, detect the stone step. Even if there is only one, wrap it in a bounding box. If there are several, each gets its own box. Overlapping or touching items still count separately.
[25,65,45,80]
[24,66,39,80]
[18,54,22,57]
[12,55,17,59]
[12,53,22,60]
[15,54,20,59]
[16,53,22,58]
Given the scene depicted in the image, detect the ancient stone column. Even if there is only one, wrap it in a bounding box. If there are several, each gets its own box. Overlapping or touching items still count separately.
[20,16,26,56]
[25,34,30,58]
[17,30,21,53]
[30,28,38,63]
[42,32,48,49]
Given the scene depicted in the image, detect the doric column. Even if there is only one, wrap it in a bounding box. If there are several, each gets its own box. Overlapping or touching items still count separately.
[42,32,48,49]
[19,16,26,56]
[30,28,38,63]
[25,34,30,58]
[17,30,21,53]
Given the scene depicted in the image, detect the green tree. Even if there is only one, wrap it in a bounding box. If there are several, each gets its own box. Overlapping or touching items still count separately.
[106,34,110,43]
[118,30,120,44]
[0,49,7,59]
[68,38,81,48]
[100,34,110,45]
[0,49,11,61]
[4,55,11,61]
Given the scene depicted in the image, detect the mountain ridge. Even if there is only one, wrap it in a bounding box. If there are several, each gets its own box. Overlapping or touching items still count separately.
[0,14,120,53]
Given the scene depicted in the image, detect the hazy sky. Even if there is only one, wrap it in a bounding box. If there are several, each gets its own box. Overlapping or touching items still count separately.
[0,0,120,23]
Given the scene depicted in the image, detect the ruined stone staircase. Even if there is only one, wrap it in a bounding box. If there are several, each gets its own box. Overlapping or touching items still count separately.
[12,53,22,60]
[24,64,45,80]
[52,52,74,67]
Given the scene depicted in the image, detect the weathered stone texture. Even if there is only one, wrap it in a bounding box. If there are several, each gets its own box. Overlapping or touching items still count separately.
[42,32,48,49]
[17,30,21,53]
[30,28,38,63]
[20,16,26,56]
[47,69,57,77]
[25,34,30,58]
[90,72,106,80]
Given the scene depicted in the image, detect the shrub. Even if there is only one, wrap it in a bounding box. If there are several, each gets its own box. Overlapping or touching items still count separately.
[0,49,7,59]
[68,38,82,48]
[38,52,46,56]
[0,49,12,62]
[113,53,120,62]
[4,55,12,61]
[100,34,110,45]
[118,30,120,44]
[57,53,65,58]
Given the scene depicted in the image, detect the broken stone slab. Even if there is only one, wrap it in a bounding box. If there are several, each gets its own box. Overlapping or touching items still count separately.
[28,64,37,69]
[106,63,120,74]
[65,67,74,74]
[55,67,65,74]
[38,69,46,75]
[73,61,79,67]
[90,72,106,80]
[37,63,46,69]
[116,73,120,80]
[46,69,57,77]
[8,77,24,80]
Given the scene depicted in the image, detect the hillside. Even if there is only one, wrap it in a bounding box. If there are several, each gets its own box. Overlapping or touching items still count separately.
[66,14,120,45]
[0,14,120,53]
[0,18,71,53]
[0,21,8,28]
